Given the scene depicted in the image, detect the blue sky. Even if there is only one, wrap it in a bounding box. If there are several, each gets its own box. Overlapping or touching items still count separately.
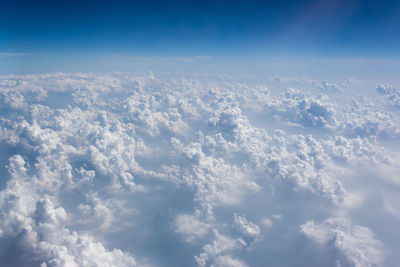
[1,0,400,75]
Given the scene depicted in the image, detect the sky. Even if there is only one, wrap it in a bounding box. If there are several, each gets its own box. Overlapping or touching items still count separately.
[1,0,400,76]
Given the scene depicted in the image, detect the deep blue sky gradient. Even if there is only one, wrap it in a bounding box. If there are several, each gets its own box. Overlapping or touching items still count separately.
[1,0,400,75]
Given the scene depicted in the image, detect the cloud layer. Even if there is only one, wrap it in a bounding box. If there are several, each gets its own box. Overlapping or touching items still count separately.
[0,72,399,266]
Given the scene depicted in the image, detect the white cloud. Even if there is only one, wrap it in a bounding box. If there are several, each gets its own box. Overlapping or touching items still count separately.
[260,218,273,228]
[174,212,212,242]
[377,84,400,108]
[0,155,137,266]
[195,230,248,267]
[320,81,341,93]
[0,72,399,266]
[233,214,261,244]
[300,217,385,267]
[271,214,282,220]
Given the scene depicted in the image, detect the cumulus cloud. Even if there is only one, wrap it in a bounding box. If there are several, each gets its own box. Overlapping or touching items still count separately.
[377,84,400,108]
[0,72,398,266]
[266,88,338,129]
[300,217,385,267]
[174,211,212,242]
[320,81,341,93]
[195,230,248,267]
[0,155,136,267]
[233,214,261,244]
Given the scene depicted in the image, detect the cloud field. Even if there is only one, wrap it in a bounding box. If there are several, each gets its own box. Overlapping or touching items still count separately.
[0,72,399,266]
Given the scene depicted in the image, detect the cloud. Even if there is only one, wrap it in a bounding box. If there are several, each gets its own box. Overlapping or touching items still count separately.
[195,230,248,267]
[174,212,212,242]
[0,72,399,266]
[319,81,341,93]
[300,217,385,267]
[266,88,338,130]
[377,84,400,109]
[0,155,137,267]
[0,52,31,57]
[233,214,261,244]
[100,55,212,64]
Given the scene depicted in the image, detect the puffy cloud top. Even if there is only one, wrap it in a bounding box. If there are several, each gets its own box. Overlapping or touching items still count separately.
[301,217,385,267]
[0,72,398,266]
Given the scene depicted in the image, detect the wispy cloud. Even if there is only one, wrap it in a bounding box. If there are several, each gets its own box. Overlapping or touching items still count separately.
[0,52,31,57]
[101,55,212,64]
